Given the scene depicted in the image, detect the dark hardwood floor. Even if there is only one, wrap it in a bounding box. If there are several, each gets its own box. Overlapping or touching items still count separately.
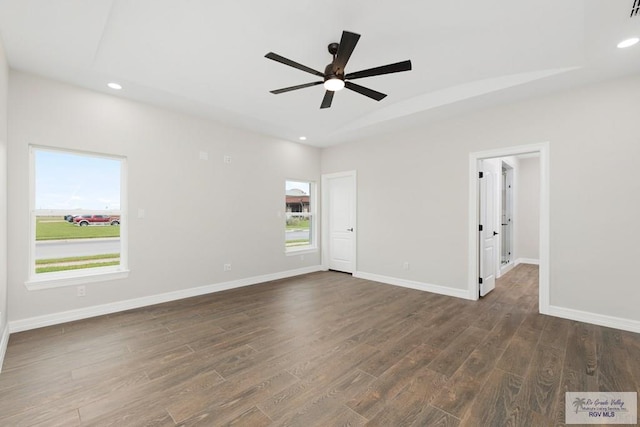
[1,264,639,426]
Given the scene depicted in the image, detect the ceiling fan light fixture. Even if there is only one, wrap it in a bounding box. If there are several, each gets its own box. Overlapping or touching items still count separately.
[107,82,122,90]
[617,37,639,48]
[324,78,345,92]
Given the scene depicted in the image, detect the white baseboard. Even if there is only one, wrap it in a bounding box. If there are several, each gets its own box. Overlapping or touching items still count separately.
[354,271,640,333]
[516,258,539,265]
[498,261,516,278]
[9,265,323,333]
[547,305,640,334]
[8,263,638,342]
[354,271,470,300]
[0,322,9,373]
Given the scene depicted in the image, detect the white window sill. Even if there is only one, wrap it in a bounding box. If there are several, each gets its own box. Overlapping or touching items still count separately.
[25,268,130,291]
[285,246,318,256]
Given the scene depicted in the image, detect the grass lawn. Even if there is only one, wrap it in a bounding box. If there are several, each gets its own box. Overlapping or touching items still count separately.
[36,261,120,274]
[286,219,310,230]
[285,218,310,247]
[35,253,120,274]
[286,238,310,245]
[36,253,120,265]
[36,217,120,240]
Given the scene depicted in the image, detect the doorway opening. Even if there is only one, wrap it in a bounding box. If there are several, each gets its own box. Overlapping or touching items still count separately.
[468,143,550,315]
[500,162,514,271]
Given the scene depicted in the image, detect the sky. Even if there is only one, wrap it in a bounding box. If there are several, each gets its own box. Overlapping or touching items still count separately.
[35,149,121,210]
[285,180,310,194]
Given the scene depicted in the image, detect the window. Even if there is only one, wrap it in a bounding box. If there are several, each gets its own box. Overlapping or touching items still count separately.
[27,146,128,289]
[285,180,316,252]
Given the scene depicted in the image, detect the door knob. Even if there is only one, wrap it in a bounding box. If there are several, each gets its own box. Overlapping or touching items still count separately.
[347,228,354,232]
[493,231,499,236]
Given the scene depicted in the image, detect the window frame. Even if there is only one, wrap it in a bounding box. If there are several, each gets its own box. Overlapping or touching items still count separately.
[285,179,317,255]
[25,145,129,290]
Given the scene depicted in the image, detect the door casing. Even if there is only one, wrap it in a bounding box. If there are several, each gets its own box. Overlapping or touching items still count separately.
[468,142,550,315]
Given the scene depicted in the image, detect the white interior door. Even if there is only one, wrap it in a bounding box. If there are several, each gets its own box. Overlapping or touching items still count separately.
[323,171,356,273]
[479,159,500,296]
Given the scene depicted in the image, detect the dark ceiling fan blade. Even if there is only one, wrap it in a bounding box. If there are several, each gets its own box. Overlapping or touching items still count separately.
[270,81,323,94]
[333,31,361,74]
[265,52,325,77]
[345,81,387,101]
[320,90,334,109]
[345,60,412,80]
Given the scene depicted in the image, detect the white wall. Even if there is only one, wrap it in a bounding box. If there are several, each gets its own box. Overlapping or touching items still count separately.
[7,71,321,323]
[516,156,540,262]
[0,37,9,359]
[322,74,640,324]
[5,70,640,333]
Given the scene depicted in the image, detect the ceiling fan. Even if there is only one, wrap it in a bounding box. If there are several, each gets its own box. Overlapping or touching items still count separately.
[265,30,412,109]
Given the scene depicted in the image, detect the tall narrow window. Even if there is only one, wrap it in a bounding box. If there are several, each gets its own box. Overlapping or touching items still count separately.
[285,180,315,252]
[28,146,127,288]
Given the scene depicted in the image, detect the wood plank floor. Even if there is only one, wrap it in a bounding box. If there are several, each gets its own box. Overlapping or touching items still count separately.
[1,264,639,426]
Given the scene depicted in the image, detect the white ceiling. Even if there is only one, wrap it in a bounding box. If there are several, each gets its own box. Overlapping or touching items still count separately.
[0,0,638,147]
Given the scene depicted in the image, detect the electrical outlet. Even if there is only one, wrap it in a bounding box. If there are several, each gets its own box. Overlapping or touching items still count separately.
[223,155,232,164]
[77,285,86,297]
[402,261,410,270]
[224,263,232,271]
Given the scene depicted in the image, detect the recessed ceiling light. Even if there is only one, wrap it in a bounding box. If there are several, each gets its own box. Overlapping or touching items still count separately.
[617,37,639,49]
[107,82,122,90]
[299,136,307,141]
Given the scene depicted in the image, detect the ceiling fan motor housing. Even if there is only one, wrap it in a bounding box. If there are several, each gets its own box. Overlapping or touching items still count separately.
[324,63,343,82]
[325,42,344,81]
